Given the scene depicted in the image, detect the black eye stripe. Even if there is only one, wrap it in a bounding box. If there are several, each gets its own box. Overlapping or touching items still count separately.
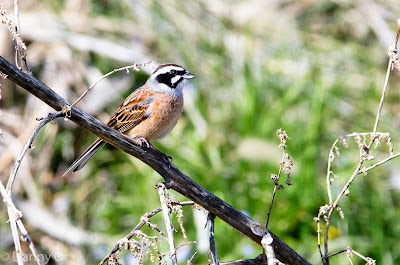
[156,73,172,86]
[156,73,184,88]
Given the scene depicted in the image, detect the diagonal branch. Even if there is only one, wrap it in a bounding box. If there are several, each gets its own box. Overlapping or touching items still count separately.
[0,56,310,265]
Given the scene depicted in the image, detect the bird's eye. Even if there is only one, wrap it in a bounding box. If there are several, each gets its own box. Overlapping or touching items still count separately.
[170,70,177,75]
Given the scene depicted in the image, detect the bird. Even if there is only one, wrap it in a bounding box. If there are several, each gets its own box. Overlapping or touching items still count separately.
[63,63,195,176]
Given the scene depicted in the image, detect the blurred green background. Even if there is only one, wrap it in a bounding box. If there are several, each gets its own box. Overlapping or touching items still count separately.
[1,0,400,264]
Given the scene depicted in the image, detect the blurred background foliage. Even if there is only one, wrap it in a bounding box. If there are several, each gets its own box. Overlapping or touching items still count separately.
[1,0,400,264]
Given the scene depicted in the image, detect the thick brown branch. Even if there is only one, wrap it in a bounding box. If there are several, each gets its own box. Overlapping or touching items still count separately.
[0,56,310,265]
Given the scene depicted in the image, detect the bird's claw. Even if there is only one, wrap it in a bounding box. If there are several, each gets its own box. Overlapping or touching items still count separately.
[135,137,150,149]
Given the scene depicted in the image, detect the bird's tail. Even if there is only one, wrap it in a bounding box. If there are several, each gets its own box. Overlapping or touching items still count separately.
[63,138,106,176]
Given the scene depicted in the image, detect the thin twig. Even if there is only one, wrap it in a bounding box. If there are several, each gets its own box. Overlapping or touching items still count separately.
[6,112,62,193]
[207,212,219,265]
[322,44,397,263]
[13,0,29,73]
[372,57,392,134]
[157,183,178,265]
[351,249,376,264]
[7,206,23,265]
[2,113,59,265]
[324,154,365,263]
[15,219,44,265]
[324,249,347,259]
[187,251,197,265]
[69,62,151,109]
[98,207,162,265]
[266,185,278,229]
[358,152,400,175]
[326,137,341,203]
[99,201,194,265]
[173,241,197,258]
[266,129,292,229]
[0,179,22,218]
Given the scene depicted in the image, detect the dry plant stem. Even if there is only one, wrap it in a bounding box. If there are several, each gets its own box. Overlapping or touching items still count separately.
[15,218,44,265]
[266,129,292,229]
[6,112,61,193]
[69,62,151,109]
[187,251,197,265]
[323,54,396,263]
[208,212,220,265]
[326,132,385,203]
[7,206,23,265]
[358,152,400,174]
[325,249,347,259]
[372,57,392,135]
[324,156,364,263]
[2,113,58,265]
[174,241,197,255]
[266,185,278,229]
[0,56,310,265]
[13,0,29,73]
[351,249,375,264]
[322,134,397,263]
[99,202,194,265]
[0,179,21,218]
[157,183,178,265]
[99,207,162,265]
[326,137,340,203]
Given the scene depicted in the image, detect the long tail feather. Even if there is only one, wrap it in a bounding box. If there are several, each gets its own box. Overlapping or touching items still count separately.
[63,139,106,176]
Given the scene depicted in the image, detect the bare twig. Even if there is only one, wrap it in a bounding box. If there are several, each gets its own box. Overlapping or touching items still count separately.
[6,112,61,193]
[99,207,162,265]
[325,132,392,204]
[0,179,22,218]
[1,113,60,265]
[358,152,400,175]
[68,62,152,110]
[207,212,219,265]
[319,21,400,265]
[372,56,392,134]
[324,248,347,259]
[350,248,376,265]
[12,0,30,73]
[323,138,374,263]
[15,218,44,265]
[187,251,197,265]
[157,183,178,265]
[7,206,23,265]
[266,129,292,229]
[99,200,194,265]
[266,184,279,229]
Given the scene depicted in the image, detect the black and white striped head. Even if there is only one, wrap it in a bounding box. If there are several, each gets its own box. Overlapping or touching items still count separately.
[148,63,195,93]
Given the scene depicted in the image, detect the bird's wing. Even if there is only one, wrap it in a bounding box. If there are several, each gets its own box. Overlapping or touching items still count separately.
[106,88,154,133]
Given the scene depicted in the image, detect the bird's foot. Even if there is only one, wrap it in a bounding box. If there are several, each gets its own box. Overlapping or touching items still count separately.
[134,137,151,149]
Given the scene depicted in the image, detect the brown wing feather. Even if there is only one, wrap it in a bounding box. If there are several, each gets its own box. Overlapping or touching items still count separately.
[106,87,154,133]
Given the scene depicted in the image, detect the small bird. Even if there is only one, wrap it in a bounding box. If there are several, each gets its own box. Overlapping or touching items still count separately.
[63,63,195,176]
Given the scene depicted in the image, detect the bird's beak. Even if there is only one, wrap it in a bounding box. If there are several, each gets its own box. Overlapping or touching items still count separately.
[183,71,196,79]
